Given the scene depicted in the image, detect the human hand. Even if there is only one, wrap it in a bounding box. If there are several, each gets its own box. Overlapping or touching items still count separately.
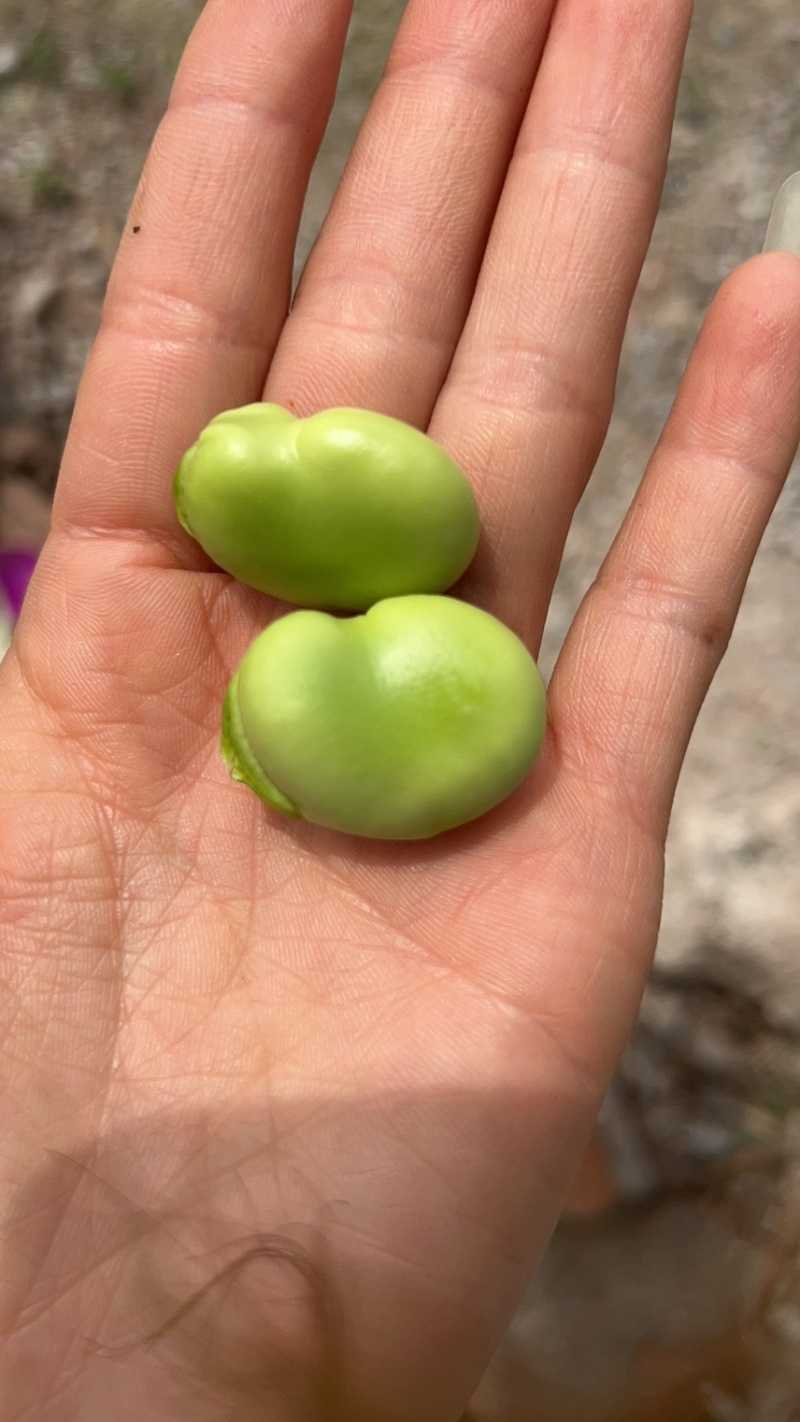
[2,1,800,1418]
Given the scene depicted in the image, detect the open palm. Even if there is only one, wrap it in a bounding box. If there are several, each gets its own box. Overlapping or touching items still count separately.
[2,1,799,1418]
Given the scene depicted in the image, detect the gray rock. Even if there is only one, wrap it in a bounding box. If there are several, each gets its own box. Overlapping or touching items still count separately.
[0,43,20,81]
[470,1195,767,1420]
[12,270,62,327]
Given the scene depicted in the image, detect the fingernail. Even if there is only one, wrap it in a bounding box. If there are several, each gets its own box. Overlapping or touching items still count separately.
[763,172,800,257]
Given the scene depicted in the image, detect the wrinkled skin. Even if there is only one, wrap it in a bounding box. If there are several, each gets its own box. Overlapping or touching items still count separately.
[1,2,800,1419]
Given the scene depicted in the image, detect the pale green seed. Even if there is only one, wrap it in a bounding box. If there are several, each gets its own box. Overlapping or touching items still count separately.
[175,404,480,610]
[222,595,546,841]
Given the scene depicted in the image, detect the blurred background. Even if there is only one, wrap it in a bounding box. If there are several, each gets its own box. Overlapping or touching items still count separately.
[1,0,799,1417]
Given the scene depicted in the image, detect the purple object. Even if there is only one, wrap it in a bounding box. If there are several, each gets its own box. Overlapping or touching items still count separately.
[0,548,39,622]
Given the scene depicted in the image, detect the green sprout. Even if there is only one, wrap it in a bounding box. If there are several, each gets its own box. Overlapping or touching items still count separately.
[20,27,63,86]
[29,162,75,210]
[99,61,140,108]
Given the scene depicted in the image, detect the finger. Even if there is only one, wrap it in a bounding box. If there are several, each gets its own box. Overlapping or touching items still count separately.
[265,0,555,421]
[551,253,800,837]
[431,0,693,640]
[54,0,354,546]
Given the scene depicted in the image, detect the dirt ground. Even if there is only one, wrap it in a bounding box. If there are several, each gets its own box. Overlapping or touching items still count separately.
[1,1,800,1418]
